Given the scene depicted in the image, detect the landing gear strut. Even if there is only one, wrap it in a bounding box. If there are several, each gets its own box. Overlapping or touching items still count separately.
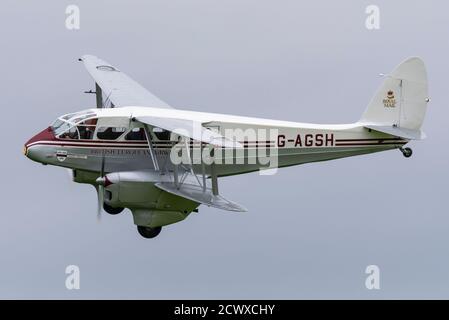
[400,147,413,158]
[137,226,162,239]
[103,203,124,215]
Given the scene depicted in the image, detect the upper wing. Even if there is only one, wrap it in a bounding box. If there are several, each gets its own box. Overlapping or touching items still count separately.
[79,54,172,108]
[134,115,242,148]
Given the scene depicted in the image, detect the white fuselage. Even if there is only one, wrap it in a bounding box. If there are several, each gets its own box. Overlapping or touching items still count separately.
[25,106,408,179]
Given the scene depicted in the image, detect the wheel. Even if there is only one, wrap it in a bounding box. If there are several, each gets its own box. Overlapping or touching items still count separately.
[401,147,413,158]
[103,203,124,215]
[137,226,162,239]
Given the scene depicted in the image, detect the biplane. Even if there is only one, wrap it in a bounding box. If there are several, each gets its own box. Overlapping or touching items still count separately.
[24,55,429,238]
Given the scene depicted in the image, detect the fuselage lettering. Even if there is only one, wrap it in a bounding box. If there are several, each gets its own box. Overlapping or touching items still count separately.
[277,133,334,148]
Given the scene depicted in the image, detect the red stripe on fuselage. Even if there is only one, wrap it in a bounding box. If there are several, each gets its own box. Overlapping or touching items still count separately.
[27,141,274,149]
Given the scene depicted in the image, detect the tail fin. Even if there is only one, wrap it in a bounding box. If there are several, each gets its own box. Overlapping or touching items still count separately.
[359,57,429,139]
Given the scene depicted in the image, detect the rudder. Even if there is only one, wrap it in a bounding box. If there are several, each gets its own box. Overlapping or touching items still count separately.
[359,57,429,137]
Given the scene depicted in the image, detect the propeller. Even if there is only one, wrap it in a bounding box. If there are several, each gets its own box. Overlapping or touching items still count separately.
[95,151,106,222]
[66,169,75,181]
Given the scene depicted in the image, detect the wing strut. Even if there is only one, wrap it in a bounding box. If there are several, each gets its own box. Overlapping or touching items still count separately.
[138,126,246,212]
[210,148,219,196]
[143,126,160,171]
[201,144,207,193]
[95,83,103,108]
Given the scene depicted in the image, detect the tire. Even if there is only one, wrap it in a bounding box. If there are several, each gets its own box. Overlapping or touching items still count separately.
[103,203,124,215]
[137,226,162,239]
[402,147,413,158]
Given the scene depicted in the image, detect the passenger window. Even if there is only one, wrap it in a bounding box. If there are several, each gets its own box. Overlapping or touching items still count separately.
[96,127,127,140]
[125,128,146,141]
[153,127,171,141]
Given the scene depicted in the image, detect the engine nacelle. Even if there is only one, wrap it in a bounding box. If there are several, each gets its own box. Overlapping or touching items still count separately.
[103,171,199,227]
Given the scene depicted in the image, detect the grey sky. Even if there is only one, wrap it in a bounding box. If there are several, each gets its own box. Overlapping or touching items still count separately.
[0,0,448,298]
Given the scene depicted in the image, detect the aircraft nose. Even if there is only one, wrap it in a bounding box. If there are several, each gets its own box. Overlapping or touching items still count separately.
[24,127,55,160]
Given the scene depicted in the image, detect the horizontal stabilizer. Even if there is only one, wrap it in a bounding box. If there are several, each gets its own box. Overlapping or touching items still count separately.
[155,182,247,212]
[364,124,425,140]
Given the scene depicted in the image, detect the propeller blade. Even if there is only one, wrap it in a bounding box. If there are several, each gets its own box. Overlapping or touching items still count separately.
[96,151,106,222]
[66,169,74,181]
[100,151,105,177]
[97,185,104,222]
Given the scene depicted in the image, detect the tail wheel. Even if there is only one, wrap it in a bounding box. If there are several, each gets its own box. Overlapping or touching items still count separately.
[137,226,162,239]
[103,203,124,215]
[400,147,413,158]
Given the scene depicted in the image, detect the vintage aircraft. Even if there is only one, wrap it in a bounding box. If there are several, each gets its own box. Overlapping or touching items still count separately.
[24,55,429,238]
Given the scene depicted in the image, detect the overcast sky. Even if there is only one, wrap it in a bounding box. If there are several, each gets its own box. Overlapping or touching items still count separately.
[1,0,448,299]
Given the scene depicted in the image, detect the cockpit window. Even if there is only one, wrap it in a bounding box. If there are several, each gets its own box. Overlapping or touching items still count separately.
[96,127,127,140]
[51,119,71,136]
[60,111,95,122]
[59,126,79,139]
[52,111,97,139]
[77,118,97,140]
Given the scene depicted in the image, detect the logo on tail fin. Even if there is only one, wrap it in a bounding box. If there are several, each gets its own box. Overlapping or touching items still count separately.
[383,90,396,108]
